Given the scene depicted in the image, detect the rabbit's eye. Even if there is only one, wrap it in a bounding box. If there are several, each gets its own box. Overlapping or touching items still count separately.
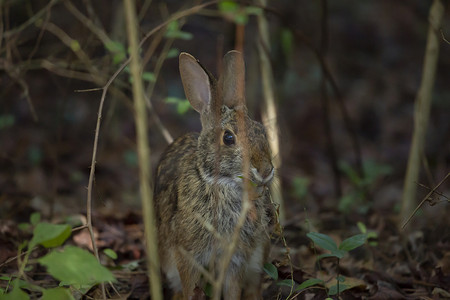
[223,130,235,146]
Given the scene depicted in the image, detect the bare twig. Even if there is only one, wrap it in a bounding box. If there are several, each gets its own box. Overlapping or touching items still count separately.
[124,0,162,299]
[400,0,445,225]
[85,60,128,300]
[256,0,285,223]
[3,0,60,38]
[319,0,342,199]
[402,172,450,229]
[64,0,114,47]
[143,35,176,144]
[417,182,449,200]
[42,22,101,76]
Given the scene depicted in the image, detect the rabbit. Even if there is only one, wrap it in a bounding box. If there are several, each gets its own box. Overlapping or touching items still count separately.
[154,50,274,300]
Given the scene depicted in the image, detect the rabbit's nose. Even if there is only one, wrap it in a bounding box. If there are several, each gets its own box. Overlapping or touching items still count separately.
[255,164,274,184]
[261,166,274,184]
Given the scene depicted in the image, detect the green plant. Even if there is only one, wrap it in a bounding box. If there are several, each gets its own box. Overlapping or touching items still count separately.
[218,1,262,25]
[0,213,115,300]
[357,222,378,246]
[307,231,367,297]
[291,176,309,201]
[165,97,192,115]
[264,230,367,298]
[264,262,325,298]
[339,159,392,213]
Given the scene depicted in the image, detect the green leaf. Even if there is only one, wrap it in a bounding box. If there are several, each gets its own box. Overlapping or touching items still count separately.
[338,161,361,186]
[123,150,138,167]
[0,276,11,281]
[167,48,180,59]
[219,1,239,13]
[276,279,295,288]
[41,287,75,300]
[367,231,378,240]
[294,278,324,292]
[307,232,338,252]
[357,222,367,234]
[263,263,278,280]
[30,212,41,226]
[328,283,350,296]
[104,41,127,65]
[203,282,212,297]
[292,176,309,200]
[70,40,80,52]
[339,234,366,252]
[233,14,248,25]
[142,72,156,82]
[244,6,262,15]
[18,223,31,231]
[338,193,358,212]
[317,252,345,260]
[362,160,392,184]
[121,260,139,271]
[177,100,191,114]
[165,97,191,115]
[281,28,294,61]
[0,114,15,129]
[0,280,29,300]
[29,223,71,249]
[103,249,118,260]
[28,146,42,166]
[113,52,126,65]
[219,1,249,24]
[164,20,193,40]
[38,246,115,287]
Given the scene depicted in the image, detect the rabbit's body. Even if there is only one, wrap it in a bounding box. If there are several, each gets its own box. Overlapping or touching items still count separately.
[154,51,274,299]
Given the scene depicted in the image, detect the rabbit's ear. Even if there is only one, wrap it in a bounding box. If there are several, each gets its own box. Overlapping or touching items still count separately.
[220,50,245,108]
[179,52,212,113]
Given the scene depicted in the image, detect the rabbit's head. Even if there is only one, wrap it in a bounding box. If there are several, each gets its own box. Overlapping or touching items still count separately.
[179,51,274,189]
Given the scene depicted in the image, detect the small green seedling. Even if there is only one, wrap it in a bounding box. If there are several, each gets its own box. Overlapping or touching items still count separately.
[338,160,392,213]
[357,222,378,246]
[264,263,325,299]
[307,232,367,296]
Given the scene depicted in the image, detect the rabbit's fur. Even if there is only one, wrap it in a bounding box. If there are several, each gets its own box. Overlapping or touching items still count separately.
[154,51,274,299]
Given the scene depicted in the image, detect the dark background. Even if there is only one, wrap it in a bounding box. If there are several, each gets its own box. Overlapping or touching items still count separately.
[1,0,449,298]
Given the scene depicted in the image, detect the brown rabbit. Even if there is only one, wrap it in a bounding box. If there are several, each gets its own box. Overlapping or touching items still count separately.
[154,51,274,299]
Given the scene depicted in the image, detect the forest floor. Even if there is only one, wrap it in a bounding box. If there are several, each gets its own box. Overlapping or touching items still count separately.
[1,193,449,299]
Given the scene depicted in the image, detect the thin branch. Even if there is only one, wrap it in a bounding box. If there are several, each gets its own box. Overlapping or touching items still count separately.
[402,172,450,229]
[41,22,101,79]
[64,0,113,47]
[319,0,342,198]
[400,0,445,225]
[3,0,60,38]
[256,0,285,223]
[124,0,162,298]
[417,182,449,200]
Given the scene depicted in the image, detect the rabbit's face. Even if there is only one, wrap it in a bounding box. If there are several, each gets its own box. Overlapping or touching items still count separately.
[179,51,274,190]
[197,105,274,189]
